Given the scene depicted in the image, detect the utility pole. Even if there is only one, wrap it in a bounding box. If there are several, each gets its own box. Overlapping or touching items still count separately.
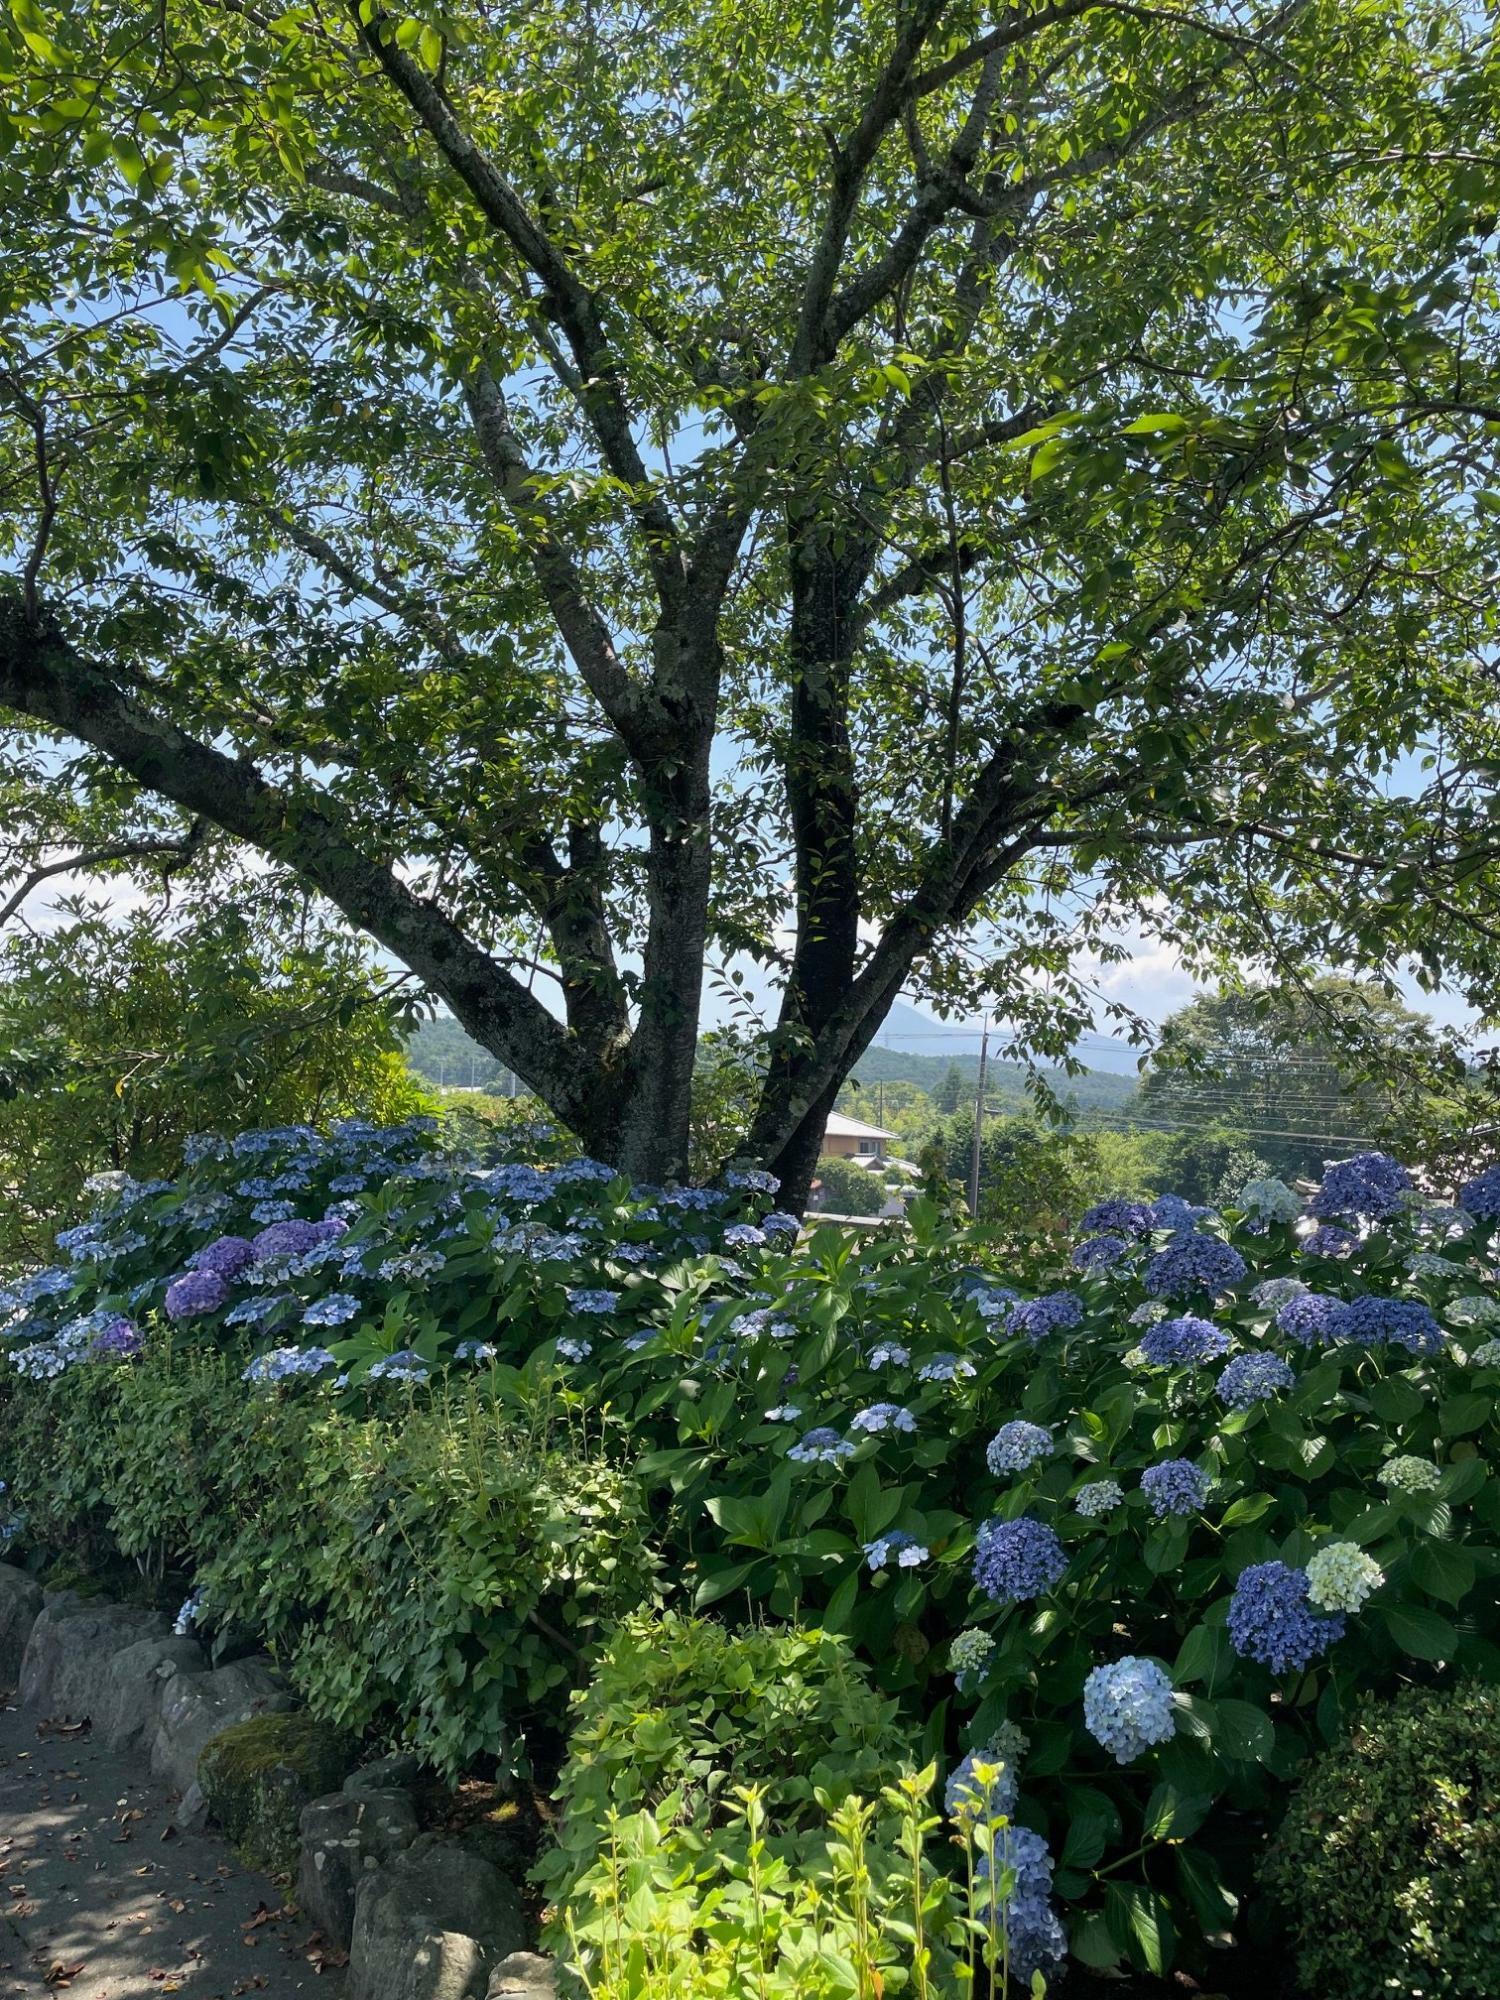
[967,1017,990,1218]
[877,1080,885,1128]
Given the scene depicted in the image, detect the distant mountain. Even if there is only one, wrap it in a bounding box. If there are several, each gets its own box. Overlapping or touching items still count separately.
[841,1042,1139,1113]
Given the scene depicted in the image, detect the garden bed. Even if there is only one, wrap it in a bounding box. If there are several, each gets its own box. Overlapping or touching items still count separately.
[4,1121,1500,1996]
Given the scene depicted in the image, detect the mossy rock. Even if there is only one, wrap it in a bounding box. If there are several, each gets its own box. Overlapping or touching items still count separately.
[198,1711,356,1876]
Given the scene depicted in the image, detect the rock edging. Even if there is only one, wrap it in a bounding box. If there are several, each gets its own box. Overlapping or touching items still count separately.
[0,1564,555,2000]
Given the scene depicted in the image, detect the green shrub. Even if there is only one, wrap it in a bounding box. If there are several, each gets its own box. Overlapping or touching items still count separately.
[4,1344,658,1777]
[1262,1682,1500,1999]
[536,1613,914,1921]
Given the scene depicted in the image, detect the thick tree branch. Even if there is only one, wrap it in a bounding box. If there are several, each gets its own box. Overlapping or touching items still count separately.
[351,3,685,609]
[0,593,614,1131]
[0,828,205,930]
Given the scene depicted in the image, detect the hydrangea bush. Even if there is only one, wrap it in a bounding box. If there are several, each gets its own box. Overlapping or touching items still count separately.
[9,1133,1500,1980]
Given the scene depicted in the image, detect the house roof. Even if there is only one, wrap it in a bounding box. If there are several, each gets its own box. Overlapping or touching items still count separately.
[823,1111,896,1141]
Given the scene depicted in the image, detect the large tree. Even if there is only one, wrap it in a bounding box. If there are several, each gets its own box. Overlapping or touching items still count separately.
[2,0,1499,1200]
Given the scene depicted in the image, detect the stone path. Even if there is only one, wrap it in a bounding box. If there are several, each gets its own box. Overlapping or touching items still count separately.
[0,1697,345,2000]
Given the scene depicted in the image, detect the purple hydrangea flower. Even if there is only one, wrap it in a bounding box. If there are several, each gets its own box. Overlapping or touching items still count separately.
[251,1220,324,1262]
[973,1516,1068,1603]
[1141,1458,1210,1518]
[1080,1198,1156,1239]
[1144,1235,1247,1300]
[1459,1165,1500,1221]
[1301,1224,1359,1260]
[1310,1151,1411,1223]
[164,1270,229,1320]
[1227,1560,1346,1672]
[1150,1193,1212,1230]
[189,1235,257,1279]
[1139,1313,1232,1368]
[91,1316,142,1357]
[1071,1234,1132,1274]
[975,1825,1067,1980]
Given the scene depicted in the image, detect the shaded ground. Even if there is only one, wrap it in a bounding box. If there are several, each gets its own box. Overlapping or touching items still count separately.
[0,1698,345,2000]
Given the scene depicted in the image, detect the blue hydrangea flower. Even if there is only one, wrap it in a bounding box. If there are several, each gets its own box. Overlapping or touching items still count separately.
[763,1403,802,1422]
[723,1168,780,1194]
[1227,1560,1345,1672]
[242,1345,336,1383]
[224,1294,294,1328]
[1144,1236,1247,1300]
[249,1199,299,1224]
[1080,1198,1156,1239]
[973,1517,1067,1603]
[1139,1313,1231,1367]
[164,1270,228,1321]
[986,1420,1054,1475]
[1311,1151,1411,1222]
[1008,1291,1084,1341]
[1276,1292,1343,1344]
[945,1748,1018,1824]
[1083,1657,1176,1763]
[864,1529,928,1570]
[788,1427,856,1466]
[555,1336,592,1361]
[1327,1295,1445,1356]
[917,1352,976,1382]
[867,1341,910,1368]
[1074,1479,1125,1518]
[454,1339,496,1362]
[1252,1276,1308,1308]
[173,1587,204,1636]
[1218,1351,1294,1410]
[1071,1234,1131,1273]
[1141,1458,1210,1518]
[1238,1177,1302,1223]
[566,1287,619,1314]
[850,1402,917,1435]
[761,1212,800,1238]
[975,1825,1067,1980]
[301,1293,362,1327]
[1459,1165,1500,1221]
[367,1350,429,1383]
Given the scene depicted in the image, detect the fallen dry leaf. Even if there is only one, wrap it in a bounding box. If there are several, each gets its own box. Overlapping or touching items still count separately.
[35,1717,90,1740]
[43,1961,85,1987]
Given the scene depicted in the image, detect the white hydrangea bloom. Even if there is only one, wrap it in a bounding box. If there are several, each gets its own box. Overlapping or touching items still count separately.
[1238,1177,1301,1223]
[1305,1542,1383,1613]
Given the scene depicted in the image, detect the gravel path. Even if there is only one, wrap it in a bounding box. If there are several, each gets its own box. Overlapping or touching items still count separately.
[0,1697,345,2000]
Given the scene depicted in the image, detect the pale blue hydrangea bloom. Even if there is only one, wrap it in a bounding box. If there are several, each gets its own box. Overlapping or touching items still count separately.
[788,1427,855,1466]
[555,1336,592,1361]
[302,1293,362,1327]
[973,1517,1067,1603]
[850,1402,917,1434]
[454,1339,496,1362]
[1305,1542,1383,1613]
[1083,1657,1176,1763]
[1074,1479,1124,1518]
[986,1420,1054,1475]
[867,1341,910,1368]
[1238,1176,1302,1223]
[864,1529,928,1570]
[1471,1338,1500,1367]
[1447,1295,1500,1328]
[917,1352,976,1382]
[242,1346,337,1384]
[566,1287,619,1314]
[1250,1276,1308,1308]
[367,1350,429,1383]
[763,1403,802,1422]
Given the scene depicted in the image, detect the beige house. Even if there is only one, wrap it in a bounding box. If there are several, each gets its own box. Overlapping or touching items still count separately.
[821,1111,896,1161]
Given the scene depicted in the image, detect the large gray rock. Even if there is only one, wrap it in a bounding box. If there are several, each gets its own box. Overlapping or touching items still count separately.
[300,1788,421,1951]
[350,1835,528,2000]
[97,1634,207,1753]
[0,1565,44,1689]
[149,1656,293,1794]
[486,1956,555,2000]
[18,1594,167,1716]
[345,1751,423,1796]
